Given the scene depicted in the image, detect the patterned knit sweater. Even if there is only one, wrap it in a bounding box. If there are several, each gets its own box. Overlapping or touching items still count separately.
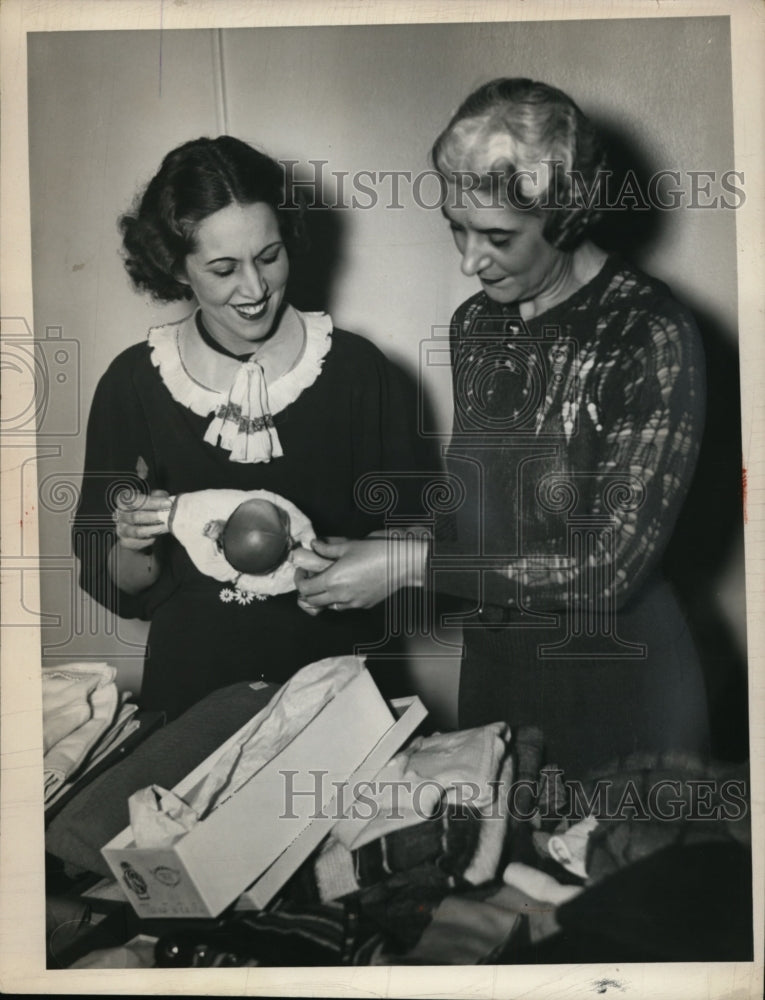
[430,254,706,616]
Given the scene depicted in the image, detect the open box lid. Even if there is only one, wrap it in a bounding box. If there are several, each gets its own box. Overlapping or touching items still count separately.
[102,664,428,917]
[237,694,428,910]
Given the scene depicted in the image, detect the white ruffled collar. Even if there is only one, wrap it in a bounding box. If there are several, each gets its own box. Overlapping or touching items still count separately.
[148,308,333,463]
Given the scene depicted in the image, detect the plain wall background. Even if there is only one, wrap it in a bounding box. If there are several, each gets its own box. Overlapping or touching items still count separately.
[28,18,747,747]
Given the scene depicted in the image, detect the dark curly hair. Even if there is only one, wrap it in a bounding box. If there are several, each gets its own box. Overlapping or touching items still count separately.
[119,136,305,302]
[431,78,608,251]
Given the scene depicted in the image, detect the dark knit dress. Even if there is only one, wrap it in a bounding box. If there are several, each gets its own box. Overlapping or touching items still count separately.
[73,310,432,719]
[431,255,710,777]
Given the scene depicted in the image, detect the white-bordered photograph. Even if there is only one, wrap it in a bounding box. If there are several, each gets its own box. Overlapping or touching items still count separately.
[1,1,763,996]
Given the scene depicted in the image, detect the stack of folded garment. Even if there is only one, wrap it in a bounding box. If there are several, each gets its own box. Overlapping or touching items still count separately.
[251,722,518,962]
[306,721,515,904]
[43,662,140,808]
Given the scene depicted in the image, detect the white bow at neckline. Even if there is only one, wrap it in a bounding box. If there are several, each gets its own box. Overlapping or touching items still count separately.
[203,356,284,462]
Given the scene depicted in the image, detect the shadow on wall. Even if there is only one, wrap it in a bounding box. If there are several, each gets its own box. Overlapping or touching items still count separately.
[591,120,666,254]
[593,120,748,763]
[287,205,345,314]
[662,316,748,763]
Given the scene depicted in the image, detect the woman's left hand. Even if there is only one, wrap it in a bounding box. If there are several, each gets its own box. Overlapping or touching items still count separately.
[294,536,426,611]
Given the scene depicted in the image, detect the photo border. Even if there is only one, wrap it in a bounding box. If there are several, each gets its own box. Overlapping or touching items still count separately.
[1,1,762,996]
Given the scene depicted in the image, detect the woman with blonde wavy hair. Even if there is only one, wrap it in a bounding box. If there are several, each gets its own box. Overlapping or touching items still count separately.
[296,78,710,777]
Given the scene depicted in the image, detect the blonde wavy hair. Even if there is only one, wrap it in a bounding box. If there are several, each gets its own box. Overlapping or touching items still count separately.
[432,78,608,250]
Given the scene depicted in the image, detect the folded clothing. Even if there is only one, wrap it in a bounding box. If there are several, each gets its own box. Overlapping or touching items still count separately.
[284,803,483,905]
[280,802,514,954]
[45,701,140,811]
[332,721,511,851]
[45,680,279,877]
[43,662,115,752]
[43,663,120,800]
[397,886,525,965]
[279,721,514,907]
[153,900,360,967]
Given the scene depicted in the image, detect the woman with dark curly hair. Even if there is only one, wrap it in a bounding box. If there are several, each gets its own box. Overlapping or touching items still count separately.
[73,135,428,719]
[295,79,710,777]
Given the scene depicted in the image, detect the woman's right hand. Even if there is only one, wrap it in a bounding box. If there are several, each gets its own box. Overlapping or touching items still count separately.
[294,535,428,612]
[291,541,339,616]
[113,489,173,550]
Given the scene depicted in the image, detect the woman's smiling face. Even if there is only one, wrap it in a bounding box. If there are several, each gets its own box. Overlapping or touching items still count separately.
[442,186,563,306]
[181,201,289,354]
